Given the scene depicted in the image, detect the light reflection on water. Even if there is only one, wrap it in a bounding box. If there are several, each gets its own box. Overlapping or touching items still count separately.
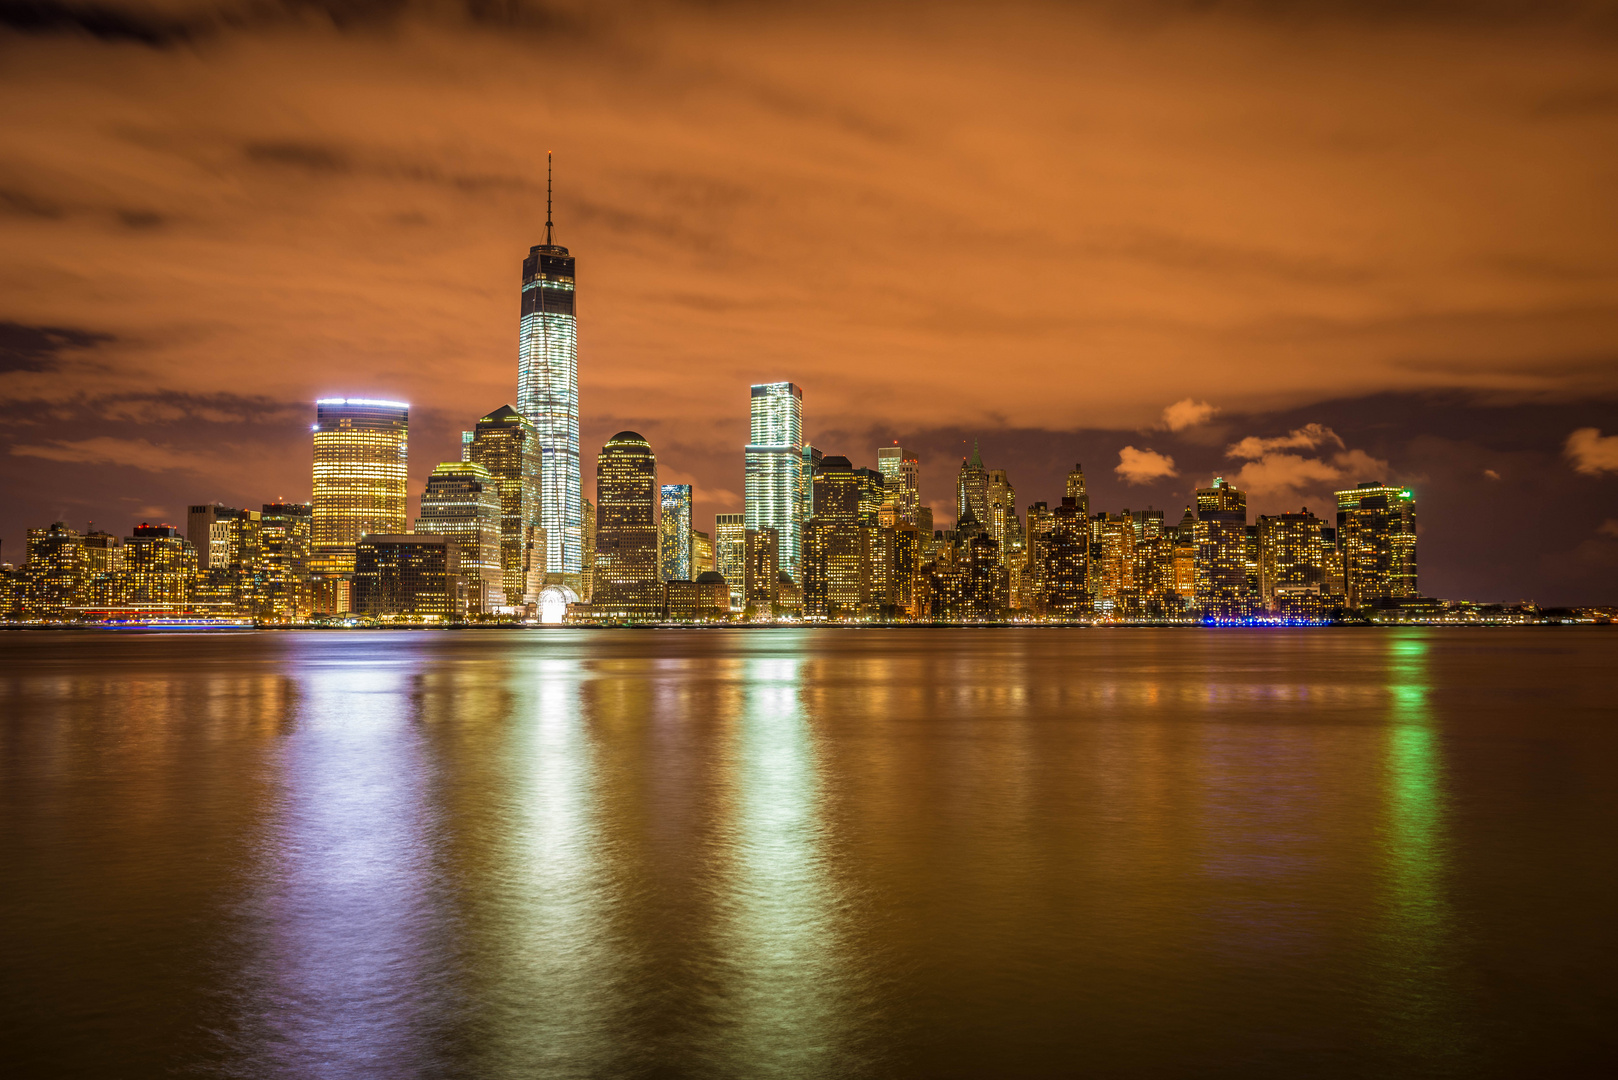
[2,628,1616,1078]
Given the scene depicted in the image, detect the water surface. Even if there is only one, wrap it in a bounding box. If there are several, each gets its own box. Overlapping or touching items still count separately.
[2,628,1614,1077]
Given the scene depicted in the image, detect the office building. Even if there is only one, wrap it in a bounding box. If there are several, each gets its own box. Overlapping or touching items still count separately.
[519,158,583,588]
[122,524,197,612]
[416,461,503,613]
[261,503,312,621]
[1258,508,1328,615]
[353,535,463,619]
[877,444,920,524]
[745,382,805,581]
[1195,477,1250,618]
[466,405,545,607]
[1095,512,1135,615]
[1044,497,1089,618]
[715,513,747,610]
[23,522,86,620]
[957,440,989,527]
[659,484,693,582]
[592,432,663,619]
[744,527,780,615]
[580,496,595,602]
[309,397,409,610]
[1336,483,1418,607]
[1066,464,1089,517]
[803,455,871,619]
[691,529,714,576]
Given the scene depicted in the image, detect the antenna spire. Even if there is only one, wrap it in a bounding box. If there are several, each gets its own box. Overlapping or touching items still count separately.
[545,151,554,246]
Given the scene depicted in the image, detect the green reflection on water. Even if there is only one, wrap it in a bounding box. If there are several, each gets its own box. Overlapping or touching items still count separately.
[1379,631,1461,1063]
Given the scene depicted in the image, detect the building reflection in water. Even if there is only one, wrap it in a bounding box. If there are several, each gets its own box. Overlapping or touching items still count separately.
[1378,631,1464,1060]
[240,640,451,1077]
[713,653,851,1075]
[476,652,624,1075]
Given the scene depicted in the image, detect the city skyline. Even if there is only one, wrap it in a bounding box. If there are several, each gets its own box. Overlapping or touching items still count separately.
[1,3,1616,605]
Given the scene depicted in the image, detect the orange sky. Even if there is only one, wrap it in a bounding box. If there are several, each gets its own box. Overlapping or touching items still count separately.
[2,1,1617,599]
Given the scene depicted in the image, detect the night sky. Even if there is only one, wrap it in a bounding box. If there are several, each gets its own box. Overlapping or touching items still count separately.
[2,1,1616,603]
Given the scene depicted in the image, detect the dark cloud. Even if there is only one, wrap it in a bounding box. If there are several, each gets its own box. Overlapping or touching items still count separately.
[244,139,353,173]
[0,0,200,47]
[0,321,113,374]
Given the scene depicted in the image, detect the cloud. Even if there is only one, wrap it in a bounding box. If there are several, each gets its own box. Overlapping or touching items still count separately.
[1226,423,1344,460]
[1566,428,1618,475]
[0,321,114,374]
[1160,398,1217,431]
[1224,423,1388,497]
[1484,468,1501,480]
[10,437,209,474]
[1600,519,1618,539]
[1230,452,1346,498]
[1115,446,1178,485]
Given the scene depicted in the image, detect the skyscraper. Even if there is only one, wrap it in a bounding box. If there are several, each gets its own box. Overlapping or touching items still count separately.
[1335,483,1418,607]
[803,455,872,619]
[715,513,746,609]
[1044,497,1089,618]
[593,432,662,619]
[659,484,693,582]
[466,405,544,607]
[877,444,920,524]
[1195,477,1250,618]
[310,398,409,601]
[416,461,503,613]
[957,440,988,527]
[745,382,804,581]
[519,156,582,588]
[1065,464,1089,518]
[260,503,311,621]
[1258,508,1327,615]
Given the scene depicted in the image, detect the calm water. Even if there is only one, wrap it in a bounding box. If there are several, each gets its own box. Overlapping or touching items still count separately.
[1,628,1615,1078]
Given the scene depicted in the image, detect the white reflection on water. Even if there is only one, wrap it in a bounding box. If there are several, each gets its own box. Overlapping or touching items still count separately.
[714,654,847,1076]
[242,651,448,1079]
[486,653,622,1075]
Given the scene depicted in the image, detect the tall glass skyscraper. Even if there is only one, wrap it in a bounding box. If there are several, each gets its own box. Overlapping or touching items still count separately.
[659,484,693,582]
[745,382,804,581]
[519,157,582,588]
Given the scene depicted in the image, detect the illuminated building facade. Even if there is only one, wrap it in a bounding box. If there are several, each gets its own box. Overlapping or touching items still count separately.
[1336,483,1418,607]
[1095,512,1135,615]
[744,527,780,614]
[1043,497,1089,618]
[83,531,124,609]
[593,432,663,619]
[715,513,746,610]
[466,405,544,606]
[519,165,583,587]
[1257,508,1327,615]
[877,445,920,524]
[659,484,693,582]
[745,382,804,581]
[1065,464,1089,517]
[691,529,714,576]
[1195,477,1251,618]
[580,496,595,601]
[416,461,503,613]
[122,524,197,612]
[353,535,463,619]
[1023,501,1052,612]
[23,522,86,619]
[957,441,988,527]
[310,398,409,588]
[260,503,311,621]
[803,455,870,619]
